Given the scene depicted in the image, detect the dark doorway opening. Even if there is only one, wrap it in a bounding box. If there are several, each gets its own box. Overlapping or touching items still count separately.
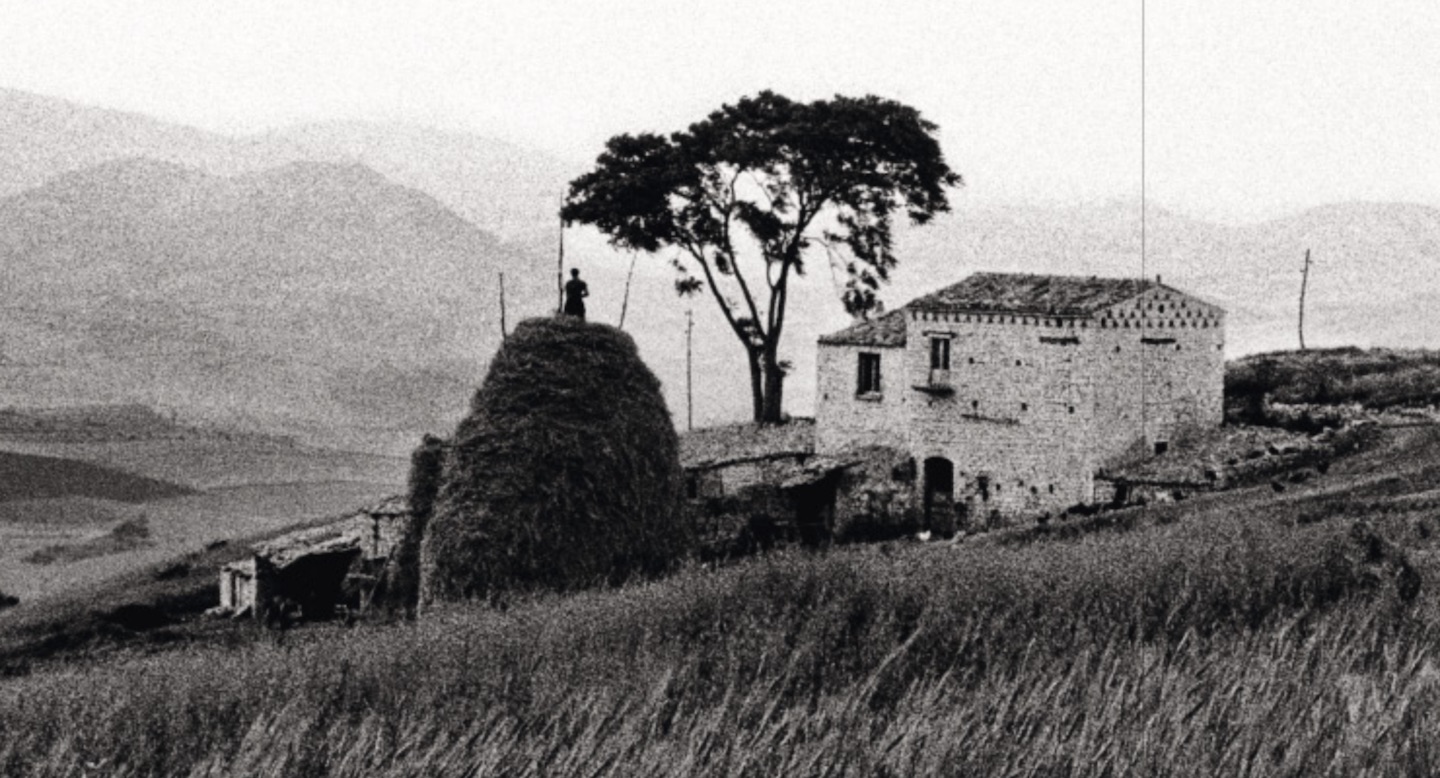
[923,457,955,535]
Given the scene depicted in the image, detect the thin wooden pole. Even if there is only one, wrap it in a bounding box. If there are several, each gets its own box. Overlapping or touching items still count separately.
[499,272,507,341]
[686,308,694,431]
[618,252,637,329]
[557,210,565,315]
[1298,248,1311,351]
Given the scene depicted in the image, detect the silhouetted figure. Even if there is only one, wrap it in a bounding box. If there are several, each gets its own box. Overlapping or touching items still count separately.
[563,269,589,319]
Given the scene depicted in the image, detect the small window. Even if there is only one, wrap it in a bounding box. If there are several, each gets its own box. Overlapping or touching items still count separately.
[1068,406,1075,414]
[1155,441,1169,455]
[1021,403,1029,411]
[930,337,951,370]
[971,400,979,410]
[857,352,882,395]
[967,357,975,364]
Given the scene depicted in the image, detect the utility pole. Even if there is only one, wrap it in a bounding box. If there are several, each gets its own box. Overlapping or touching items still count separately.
[618,252,637,329]
[499,272,507,341]
[686,308,694,432]
[556,209,565,315]
[1298,248,1312,351]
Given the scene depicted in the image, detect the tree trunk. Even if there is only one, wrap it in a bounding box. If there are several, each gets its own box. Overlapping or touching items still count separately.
[760,345,785,424]
[746,349,765,423]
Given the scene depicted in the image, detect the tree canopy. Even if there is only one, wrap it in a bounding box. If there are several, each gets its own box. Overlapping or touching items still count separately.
[562,91,961,423]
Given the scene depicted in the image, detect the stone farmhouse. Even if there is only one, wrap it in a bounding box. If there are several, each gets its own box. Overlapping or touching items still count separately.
[815,272,1225,528]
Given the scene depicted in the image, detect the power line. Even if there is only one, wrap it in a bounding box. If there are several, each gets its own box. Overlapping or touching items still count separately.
[1140,0,1148,454]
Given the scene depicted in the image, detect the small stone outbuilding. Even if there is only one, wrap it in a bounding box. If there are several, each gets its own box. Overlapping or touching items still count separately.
[215,496,408,620]
[679,421,928,547]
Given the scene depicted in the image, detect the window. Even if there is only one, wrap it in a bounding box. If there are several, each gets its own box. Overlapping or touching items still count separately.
[857,352,882,395]
[1154,441,1169,455]
[929,337,951,370]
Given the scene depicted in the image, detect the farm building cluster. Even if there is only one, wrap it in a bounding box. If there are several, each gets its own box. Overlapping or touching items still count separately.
[219,271,1228,618]
[686,272,1227,539]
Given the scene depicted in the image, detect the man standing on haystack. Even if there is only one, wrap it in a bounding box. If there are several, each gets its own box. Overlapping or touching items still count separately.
[563,268,589,319]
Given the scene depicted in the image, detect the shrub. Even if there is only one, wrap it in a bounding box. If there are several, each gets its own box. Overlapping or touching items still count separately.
[420,317,689,605]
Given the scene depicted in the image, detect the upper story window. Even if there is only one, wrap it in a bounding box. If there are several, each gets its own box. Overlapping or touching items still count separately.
[929,337,951,370]
[857,352,882,395]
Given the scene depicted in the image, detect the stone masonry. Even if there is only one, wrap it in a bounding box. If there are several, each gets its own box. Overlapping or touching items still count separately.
[815,272,1225,527]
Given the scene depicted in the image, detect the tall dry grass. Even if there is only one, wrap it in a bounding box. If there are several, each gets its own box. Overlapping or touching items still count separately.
[1,502,1435,776]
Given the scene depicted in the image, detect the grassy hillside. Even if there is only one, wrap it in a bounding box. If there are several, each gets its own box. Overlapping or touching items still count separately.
[0,408,407,604]
[1227,347,1440,425]
[2,425,1439,775]
[0,451,191,503]
[0,511,363,675]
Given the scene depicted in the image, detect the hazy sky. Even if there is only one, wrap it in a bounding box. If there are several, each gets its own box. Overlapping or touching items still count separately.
[3,0,1437,221]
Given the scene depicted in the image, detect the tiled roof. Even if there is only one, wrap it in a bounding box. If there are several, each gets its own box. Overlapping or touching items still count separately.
[816,272,1211,347]
[907,272,1161,316]
[816,309,908,347]
[679,419,815,469]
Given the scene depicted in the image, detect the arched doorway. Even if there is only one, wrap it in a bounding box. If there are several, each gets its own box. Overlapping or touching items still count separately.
[923,457,954,533]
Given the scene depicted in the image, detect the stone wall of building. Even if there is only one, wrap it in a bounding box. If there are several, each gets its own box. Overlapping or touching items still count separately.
[1088,288,1225,466]
[815,343,908,454]
[814,286,1225,524]
[900,309,1097,518]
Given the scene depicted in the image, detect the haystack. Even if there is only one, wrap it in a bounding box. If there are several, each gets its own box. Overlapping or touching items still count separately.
[419,317,688,605]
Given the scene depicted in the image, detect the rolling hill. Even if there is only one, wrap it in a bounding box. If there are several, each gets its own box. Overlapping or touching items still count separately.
[0,451,190,503]
[0,156,555,452]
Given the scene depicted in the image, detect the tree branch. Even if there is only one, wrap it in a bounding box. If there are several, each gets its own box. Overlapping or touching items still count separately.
[766,196,822,343]
[678,234,756,352]
[709,166,768,345]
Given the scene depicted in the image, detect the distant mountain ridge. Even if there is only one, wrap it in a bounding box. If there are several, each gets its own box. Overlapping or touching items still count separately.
[0,155,554,453]
[0,88,572,243]
[2,88,1437,449]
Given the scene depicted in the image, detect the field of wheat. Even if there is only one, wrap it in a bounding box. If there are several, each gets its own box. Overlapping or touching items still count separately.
[4,454,1440,778]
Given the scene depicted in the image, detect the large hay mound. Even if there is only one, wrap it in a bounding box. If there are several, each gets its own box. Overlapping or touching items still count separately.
[419,317,688,604]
